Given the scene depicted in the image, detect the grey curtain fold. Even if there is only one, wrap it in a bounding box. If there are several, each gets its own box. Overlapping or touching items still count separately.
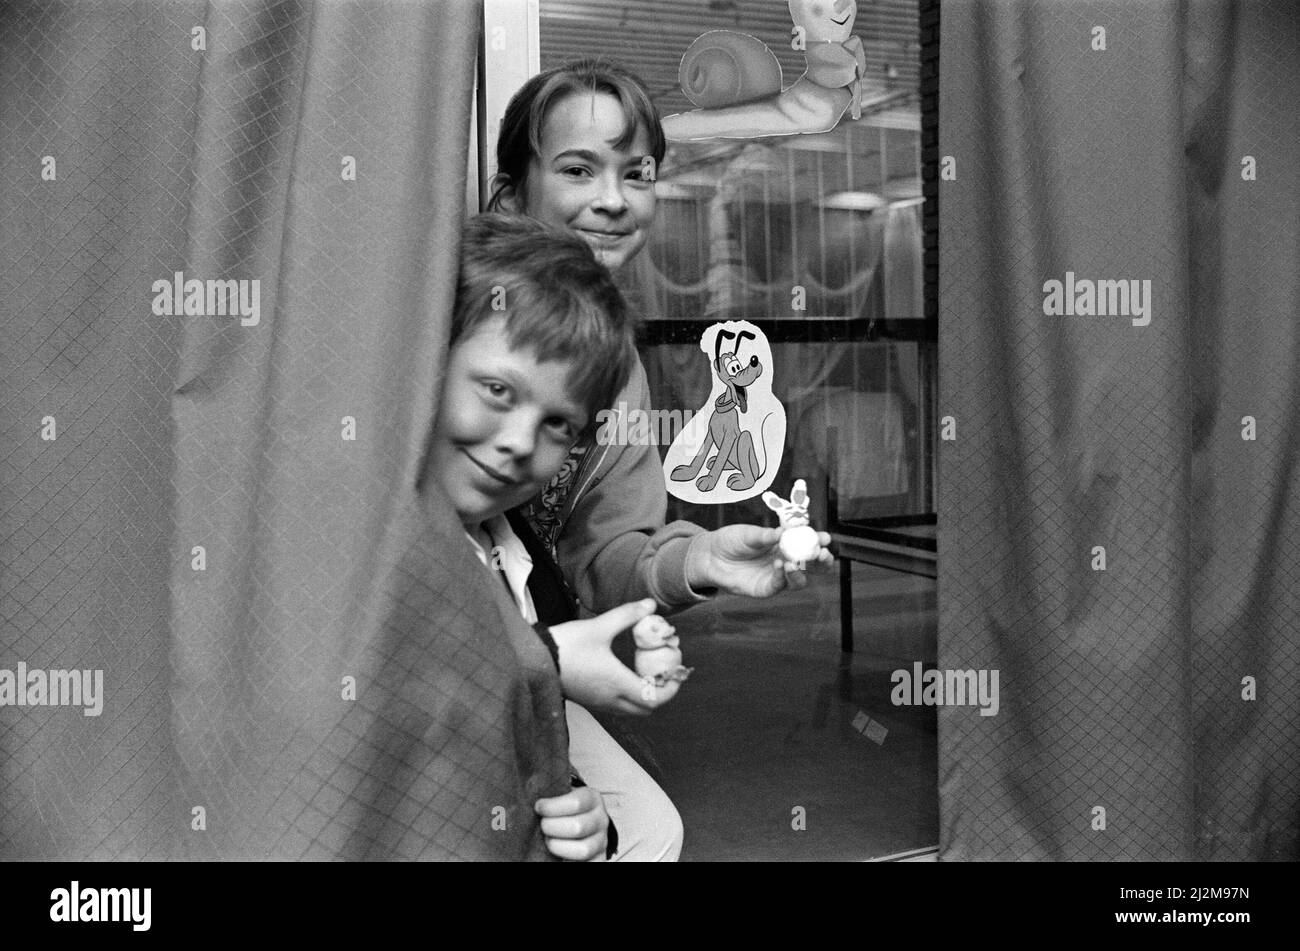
[938,0,1298,860]
[2,0,568,860]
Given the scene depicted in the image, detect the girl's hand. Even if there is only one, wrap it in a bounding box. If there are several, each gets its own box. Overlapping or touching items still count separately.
[550,599,673,715]
[535,786,609,862]
[686,525,834,598]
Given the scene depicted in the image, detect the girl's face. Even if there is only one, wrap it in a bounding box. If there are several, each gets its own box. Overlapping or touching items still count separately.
[513,92,657,271]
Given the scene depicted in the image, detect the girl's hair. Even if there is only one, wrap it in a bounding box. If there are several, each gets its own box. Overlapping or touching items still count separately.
[453,213,636,425]
[487,58,666,212]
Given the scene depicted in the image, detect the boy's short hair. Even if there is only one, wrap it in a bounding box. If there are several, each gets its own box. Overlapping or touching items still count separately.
[488,58,666,212]
[453,213,637,425]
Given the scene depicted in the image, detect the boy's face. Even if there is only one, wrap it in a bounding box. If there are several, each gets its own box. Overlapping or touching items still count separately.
[430,315,588,530]
[518,92,657,272]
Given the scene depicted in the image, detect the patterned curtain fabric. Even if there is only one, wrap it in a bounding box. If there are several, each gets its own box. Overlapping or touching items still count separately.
[938,0,1298,859]
[1,0,568,860]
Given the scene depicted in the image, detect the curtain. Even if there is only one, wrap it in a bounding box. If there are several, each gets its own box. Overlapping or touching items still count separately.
[1,0,568,860]
[939,0,1298,859]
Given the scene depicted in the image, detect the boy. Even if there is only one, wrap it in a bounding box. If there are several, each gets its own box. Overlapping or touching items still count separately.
[426,213,646,859]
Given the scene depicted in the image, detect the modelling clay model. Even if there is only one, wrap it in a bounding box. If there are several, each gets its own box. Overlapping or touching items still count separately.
[762,478,823,570]
[632,614,693,688]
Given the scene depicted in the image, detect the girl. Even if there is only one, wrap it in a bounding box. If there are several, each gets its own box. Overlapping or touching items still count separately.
[489,59,833,861]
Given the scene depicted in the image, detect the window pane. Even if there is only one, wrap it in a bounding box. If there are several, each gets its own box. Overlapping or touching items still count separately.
[537,0,937,862]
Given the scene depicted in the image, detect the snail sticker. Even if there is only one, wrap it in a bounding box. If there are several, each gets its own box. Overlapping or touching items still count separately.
[662,0,869,141]
[663,321,786,504]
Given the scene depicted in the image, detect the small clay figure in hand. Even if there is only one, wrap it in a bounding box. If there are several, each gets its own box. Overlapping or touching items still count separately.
[761,478,826,571]
[631,614,692,701]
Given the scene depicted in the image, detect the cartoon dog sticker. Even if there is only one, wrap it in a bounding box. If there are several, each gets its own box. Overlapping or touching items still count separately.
[663,321,786,504]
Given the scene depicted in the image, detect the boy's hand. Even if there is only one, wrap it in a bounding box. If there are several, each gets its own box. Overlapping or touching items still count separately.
[535,786,609,861]
[686,525,834,598]
[550,599,676,715]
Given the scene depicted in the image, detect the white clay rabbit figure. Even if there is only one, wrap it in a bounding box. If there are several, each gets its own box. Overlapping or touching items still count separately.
[762,479,823,570]
[632,614,692,691]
